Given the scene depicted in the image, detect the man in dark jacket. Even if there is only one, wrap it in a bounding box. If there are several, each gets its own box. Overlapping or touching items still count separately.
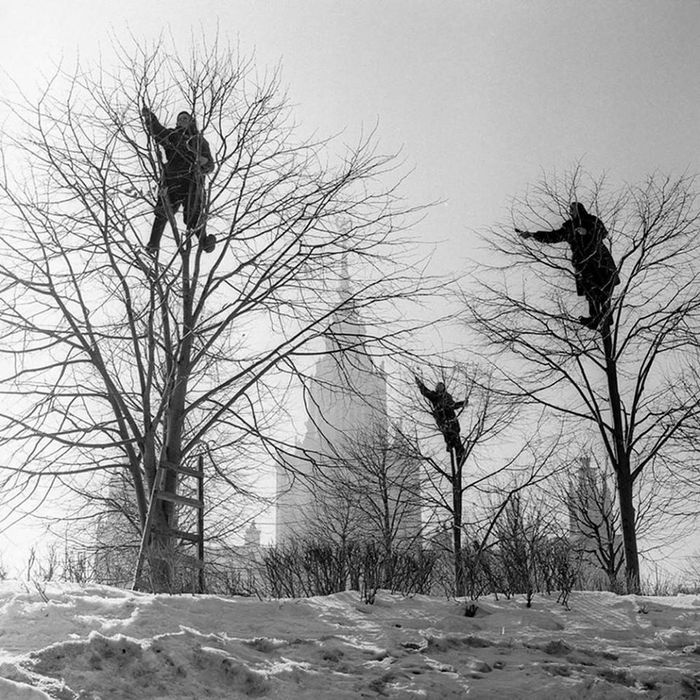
[415,376,465,458]
[516,202,620,329]
[142,106,216,253]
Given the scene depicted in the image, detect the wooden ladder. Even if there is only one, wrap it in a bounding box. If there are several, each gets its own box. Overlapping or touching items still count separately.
[132,455,205,592]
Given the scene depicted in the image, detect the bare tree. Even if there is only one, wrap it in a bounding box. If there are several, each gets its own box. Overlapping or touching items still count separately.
[489,492,583,608]
[305,425,424,582]
[465,167,700,592]
[0,37,434,590]
[493,492,552,607]
[558,455,625,591]
[680,550,700,593]
[409,364,551,596]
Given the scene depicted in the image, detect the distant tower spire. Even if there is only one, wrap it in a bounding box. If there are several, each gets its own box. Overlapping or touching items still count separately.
[338,216,353,302]
[332,218,358,347]
[244,520,261,548]
[339,248,350,301]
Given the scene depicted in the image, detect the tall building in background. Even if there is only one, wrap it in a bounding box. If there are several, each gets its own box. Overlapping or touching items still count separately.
[568,455,615,539]
[94,469,140,587]
[568,454,623,588]
[275,268,420,546]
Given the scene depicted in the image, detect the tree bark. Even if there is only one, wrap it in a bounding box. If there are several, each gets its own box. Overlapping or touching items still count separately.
[148,251,197,591]
[602,328,640,593]
[451,447,465,597]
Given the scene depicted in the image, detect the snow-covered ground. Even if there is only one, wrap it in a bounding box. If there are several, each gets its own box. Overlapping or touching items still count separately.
[0,582,698,699]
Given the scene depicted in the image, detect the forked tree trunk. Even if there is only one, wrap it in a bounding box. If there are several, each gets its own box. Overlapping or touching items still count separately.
[147,251,196,592]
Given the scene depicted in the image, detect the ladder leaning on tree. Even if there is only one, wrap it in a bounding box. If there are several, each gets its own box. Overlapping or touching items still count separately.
[132,455,205,592]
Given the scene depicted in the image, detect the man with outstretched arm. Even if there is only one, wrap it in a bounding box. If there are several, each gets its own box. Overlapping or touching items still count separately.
[142,106,216,254]
[515,201,619,330]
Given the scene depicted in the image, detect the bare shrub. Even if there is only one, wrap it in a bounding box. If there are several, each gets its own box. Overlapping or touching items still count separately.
[262,538,437,601]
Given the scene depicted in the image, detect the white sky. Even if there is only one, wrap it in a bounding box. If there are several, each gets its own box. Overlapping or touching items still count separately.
[2,1,699,269]
[1,0,699,572]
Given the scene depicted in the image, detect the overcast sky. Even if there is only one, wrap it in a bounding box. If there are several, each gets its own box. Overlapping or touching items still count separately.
[1,1,699,568]
[2,1,699,270]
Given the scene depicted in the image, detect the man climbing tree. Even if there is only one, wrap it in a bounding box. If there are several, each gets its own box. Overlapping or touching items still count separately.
[515,201,619,330]
[414,377,465,461]
[142,106,216,254]
[0,37,437,594]
[466,171,700,593]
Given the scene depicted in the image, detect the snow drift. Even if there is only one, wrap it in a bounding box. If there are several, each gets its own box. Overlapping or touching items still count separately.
[0,581,698,698]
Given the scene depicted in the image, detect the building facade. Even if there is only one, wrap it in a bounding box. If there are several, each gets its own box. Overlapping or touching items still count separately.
[568,454,623,589]
[275,280,421,547]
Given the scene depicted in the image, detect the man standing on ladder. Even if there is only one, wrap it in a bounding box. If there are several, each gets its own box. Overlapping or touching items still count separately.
[142,105,216,254]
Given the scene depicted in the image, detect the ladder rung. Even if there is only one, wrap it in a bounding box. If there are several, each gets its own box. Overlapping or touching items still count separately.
[156,490,204,509]
[162,462,204,478]
[154,526,201,543]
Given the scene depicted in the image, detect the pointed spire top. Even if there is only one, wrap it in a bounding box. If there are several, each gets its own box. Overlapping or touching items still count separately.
[337,216,353,302]
[339,248,350,299]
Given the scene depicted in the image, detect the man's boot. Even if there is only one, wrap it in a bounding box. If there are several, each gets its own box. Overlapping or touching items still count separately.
[201,234,216,253]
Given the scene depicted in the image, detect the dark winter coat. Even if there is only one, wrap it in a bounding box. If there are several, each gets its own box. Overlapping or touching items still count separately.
[415,380,464,441]
[143,109,214,178]
[529,205,619,296]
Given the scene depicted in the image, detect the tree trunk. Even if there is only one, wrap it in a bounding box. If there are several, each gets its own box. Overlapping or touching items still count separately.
[615,467,640,593]
[602,328,640,593]
[148,251,196,592]
[381,483,394,588]
[451,448,465,597]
